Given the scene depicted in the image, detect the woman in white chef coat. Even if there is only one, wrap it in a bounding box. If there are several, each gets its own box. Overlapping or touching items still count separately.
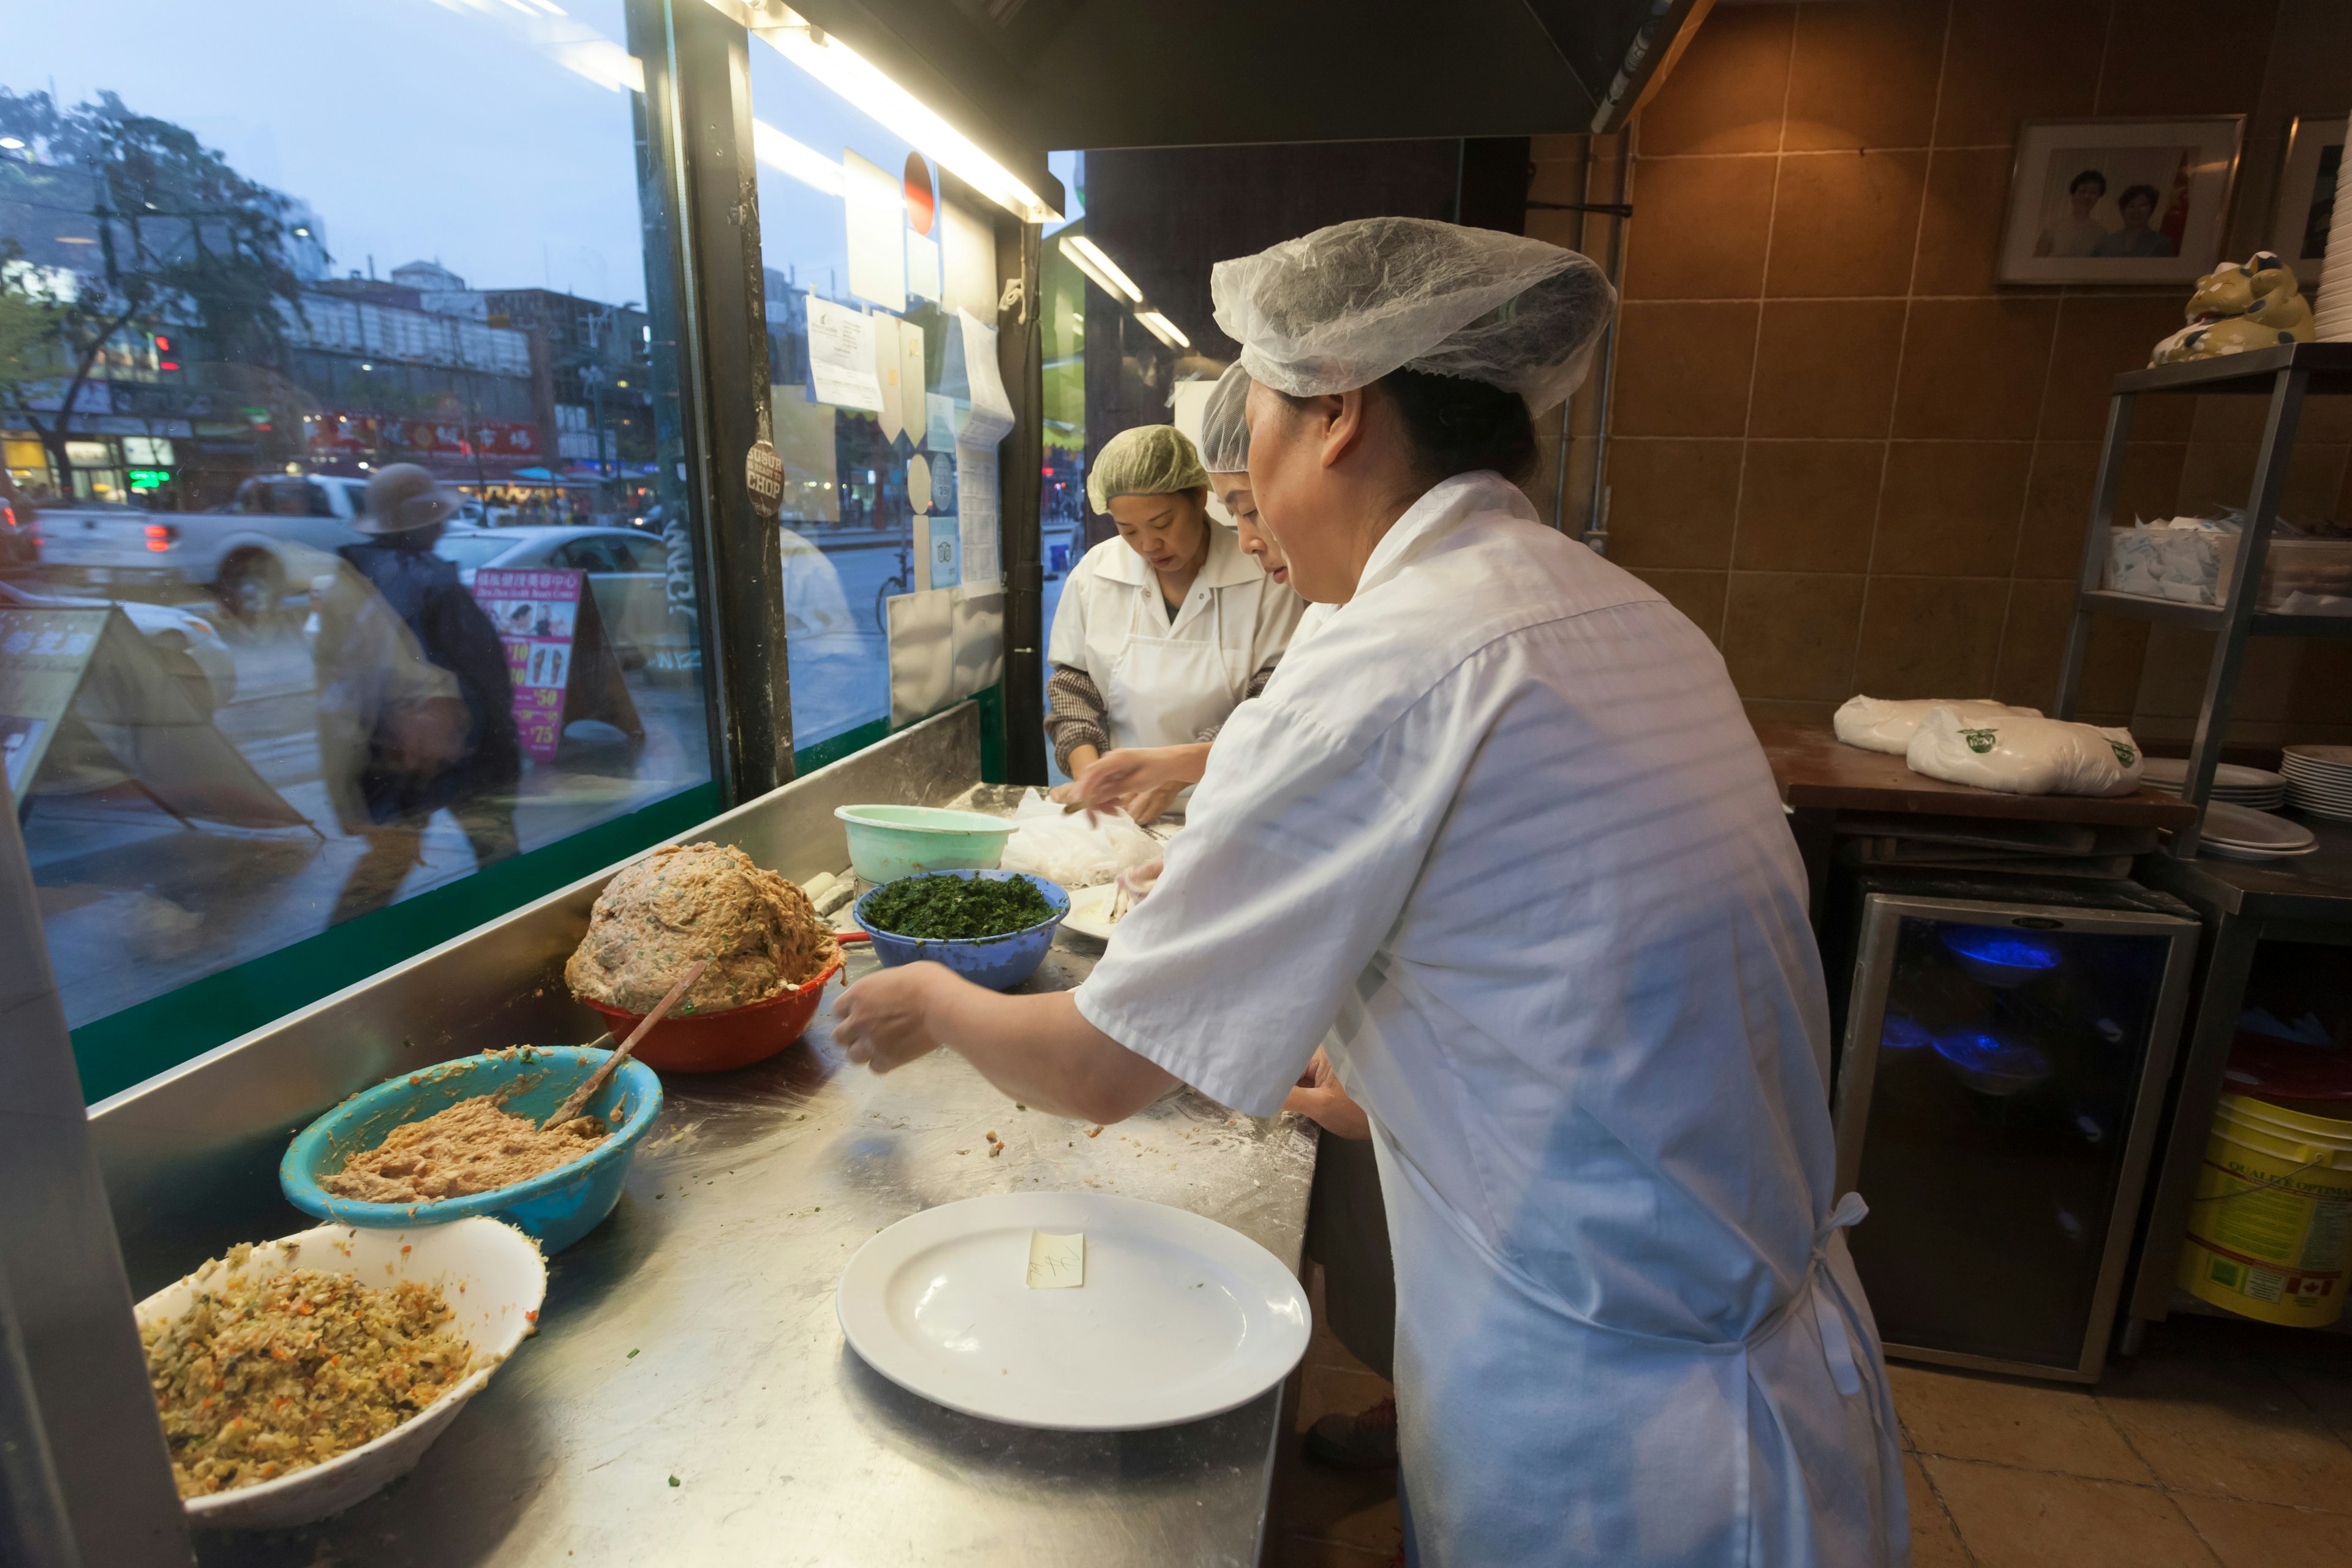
[836,217,1904,1568]
[1060,366,1325,820]
[1044,423,1302,823]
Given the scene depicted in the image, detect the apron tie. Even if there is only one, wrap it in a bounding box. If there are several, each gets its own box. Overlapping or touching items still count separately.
[1807,1193,1869,1397]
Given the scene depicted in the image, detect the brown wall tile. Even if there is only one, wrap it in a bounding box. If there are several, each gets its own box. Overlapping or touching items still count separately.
[2017,440,2191,578]
[1722,571,1867,700]
[1751,300,1907,438]
[1785,0,1949,152]
[2040,295,2198,441]
[1765,151,1930,296]
[1997,579,2152,714]
[1933,0,2109,147]
[1735,440,1888,571]
[1610,301,1760,437]
[1855,576,2010,697]
[2097,0,2280,117]
[1621,567,1729,645]
[1876,441,2034,575]
[1637,4,1796,156]
[1893,297,2060,439]
[1601,439,1744,570]
[1621,157,1777,300]
[1912,148,2015,296]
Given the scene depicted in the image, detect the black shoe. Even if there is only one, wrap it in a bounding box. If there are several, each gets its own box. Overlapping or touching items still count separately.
[1302,1395,1397,1471]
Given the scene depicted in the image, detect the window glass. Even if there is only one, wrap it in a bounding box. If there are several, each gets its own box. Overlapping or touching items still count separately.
[744,27,1003,755]
[2,0,713,1042]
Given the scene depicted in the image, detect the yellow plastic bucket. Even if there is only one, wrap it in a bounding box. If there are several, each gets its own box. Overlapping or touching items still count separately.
[2177,1092,2352,1327]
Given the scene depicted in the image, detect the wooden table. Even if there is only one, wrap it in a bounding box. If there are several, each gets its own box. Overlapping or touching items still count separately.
[1755,719,2201,828]
[1754,719,2201,926]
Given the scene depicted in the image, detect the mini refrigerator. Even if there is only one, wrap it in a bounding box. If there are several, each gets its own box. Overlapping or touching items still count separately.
[1833,879,2199,1382]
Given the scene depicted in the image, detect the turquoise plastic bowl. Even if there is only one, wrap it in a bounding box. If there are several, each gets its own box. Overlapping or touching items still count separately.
[834,804,1012,883]
[281,1047,662,1255]
[854,870,1070,991]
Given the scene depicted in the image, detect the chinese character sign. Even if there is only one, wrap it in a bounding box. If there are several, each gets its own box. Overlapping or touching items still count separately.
[472,568,584,761]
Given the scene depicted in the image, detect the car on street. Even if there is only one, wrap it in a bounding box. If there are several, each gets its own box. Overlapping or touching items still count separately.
[0,579,238,714]
[27,473,376,624]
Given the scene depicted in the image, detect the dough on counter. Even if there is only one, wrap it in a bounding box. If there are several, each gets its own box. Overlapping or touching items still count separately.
[566,842,840,1015]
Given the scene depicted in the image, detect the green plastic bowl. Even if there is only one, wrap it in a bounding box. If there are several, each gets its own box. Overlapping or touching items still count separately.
[834,804,1013,883]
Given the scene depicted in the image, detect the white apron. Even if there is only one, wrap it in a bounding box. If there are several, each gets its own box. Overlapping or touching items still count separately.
[1047,526,1303,755]
[1079,473,1906,1567]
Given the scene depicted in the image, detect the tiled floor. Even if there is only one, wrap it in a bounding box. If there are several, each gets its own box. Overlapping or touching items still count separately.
[1265,1269,2352,1567]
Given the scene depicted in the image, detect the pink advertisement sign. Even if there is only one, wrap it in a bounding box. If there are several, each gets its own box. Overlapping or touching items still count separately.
[472,567,583,761]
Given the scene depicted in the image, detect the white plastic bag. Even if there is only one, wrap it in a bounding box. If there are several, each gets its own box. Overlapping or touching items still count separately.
[998,788,1164,888]
[1905,707,2144,797]
[1834,695,2040,754]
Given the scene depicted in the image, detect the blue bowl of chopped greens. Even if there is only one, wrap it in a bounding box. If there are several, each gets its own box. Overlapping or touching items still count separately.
[853,870,1070,991]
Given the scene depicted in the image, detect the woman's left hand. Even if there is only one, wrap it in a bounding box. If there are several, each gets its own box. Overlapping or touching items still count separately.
[832,962,952,1072]
[1283,1047,1370,1140]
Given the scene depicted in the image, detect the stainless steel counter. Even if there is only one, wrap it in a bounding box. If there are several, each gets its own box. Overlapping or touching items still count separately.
[87,707,1320,1567]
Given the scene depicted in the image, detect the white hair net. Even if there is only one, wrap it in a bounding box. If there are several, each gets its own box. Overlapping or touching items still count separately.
[1086,424,1208,514]
[1210,217,1616,413]
[1197,363,1253,473]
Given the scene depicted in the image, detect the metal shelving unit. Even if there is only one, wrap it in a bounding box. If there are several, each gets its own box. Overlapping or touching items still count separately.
[2054,341,2352,858]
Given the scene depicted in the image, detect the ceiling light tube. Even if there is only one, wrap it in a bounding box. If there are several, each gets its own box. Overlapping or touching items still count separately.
[759,9,1060,224]
[1060,235,1142,303]
[752,118,845,198]
[1056,236,1124,301]
[1135,311,1189,350]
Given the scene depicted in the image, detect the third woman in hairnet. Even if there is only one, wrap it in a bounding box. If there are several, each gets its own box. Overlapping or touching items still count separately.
[835,216,1904,1567]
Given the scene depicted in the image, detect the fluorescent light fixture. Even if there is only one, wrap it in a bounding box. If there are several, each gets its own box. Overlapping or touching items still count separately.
[752,119,845,198]
[1059,235,1142,303]
[756,8,1059,224]
[1135,311,1189,350]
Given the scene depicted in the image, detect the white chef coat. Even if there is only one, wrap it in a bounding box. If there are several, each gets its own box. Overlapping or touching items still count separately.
[1080,473,1906,1568]
[1048,522,1304,750]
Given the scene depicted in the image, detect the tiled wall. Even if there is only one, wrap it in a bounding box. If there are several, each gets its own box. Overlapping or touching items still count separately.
[1531,0,2352,747]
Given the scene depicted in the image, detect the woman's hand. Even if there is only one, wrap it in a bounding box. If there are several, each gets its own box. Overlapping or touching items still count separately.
[1070,744,1210,821]
[832,962,954,1073]
[1282,1047,1370,1140]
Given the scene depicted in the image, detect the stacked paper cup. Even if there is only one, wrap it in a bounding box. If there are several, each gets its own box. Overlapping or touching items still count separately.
[2318,115,2352,342]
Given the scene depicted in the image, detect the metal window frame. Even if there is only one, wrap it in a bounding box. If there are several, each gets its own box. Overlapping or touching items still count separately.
[1832,892,2200,1383]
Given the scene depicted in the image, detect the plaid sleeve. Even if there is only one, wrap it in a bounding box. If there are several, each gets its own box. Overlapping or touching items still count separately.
[1194,657,1281,744]
[1046,664,1110,775]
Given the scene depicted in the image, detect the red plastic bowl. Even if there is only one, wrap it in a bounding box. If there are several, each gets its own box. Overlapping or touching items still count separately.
[581,955,845,1073]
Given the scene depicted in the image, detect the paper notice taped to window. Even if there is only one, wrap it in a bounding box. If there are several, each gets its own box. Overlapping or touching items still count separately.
[805,298,881,413]
[1027,1231,1084,1289]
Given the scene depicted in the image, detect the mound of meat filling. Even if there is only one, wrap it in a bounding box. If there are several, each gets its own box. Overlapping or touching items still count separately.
[565,842,839,1015]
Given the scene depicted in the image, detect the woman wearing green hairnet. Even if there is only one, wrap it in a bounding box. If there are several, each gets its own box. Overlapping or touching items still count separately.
[1044,423,1303,823]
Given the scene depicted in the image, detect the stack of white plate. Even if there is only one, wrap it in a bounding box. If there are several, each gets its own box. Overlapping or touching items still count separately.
[2196,799,2320,861]
[2139,756,2288,809]
[2281,744,2352,821]
[2319,116,2352,341]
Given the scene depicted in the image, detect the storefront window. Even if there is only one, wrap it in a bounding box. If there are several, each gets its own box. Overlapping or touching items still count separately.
[744,20,1009,756]
[1,0,714,1082]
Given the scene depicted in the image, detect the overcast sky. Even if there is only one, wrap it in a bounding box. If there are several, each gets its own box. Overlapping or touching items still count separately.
[4,0,889,311]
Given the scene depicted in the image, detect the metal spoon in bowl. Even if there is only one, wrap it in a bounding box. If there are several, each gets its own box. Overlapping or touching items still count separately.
[543,960,709,1129]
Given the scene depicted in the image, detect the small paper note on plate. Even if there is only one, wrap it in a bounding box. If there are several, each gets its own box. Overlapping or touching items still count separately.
[1026,1231,1085,1289]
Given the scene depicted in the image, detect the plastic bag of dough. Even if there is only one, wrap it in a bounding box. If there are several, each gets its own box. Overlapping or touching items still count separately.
[998,788,1164,888]
[1905,707,2145,797]
[1834,695,2041,754]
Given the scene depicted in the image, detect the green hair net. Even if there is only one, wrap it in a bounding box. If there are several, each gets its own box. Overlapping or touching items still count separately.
[1087,424,1208,514]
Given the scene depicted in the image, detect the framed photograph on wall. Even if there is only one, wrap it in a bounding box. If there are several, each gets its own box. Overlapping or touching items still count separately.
[2269,113,2345,266]
[1997,116,2244,285]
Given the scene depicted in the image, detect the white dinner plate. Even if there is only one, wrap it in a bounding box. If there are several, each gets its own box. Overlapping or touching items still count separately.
[2141,758,2286,791]
[2196,801,2318,854]
[1060,882,1126,943]
[837,1191,1310,1431]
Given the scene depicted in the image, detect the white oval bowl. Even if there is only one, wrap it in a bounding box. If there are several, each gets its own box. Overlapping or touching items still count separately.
[138,1217,546,1531]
